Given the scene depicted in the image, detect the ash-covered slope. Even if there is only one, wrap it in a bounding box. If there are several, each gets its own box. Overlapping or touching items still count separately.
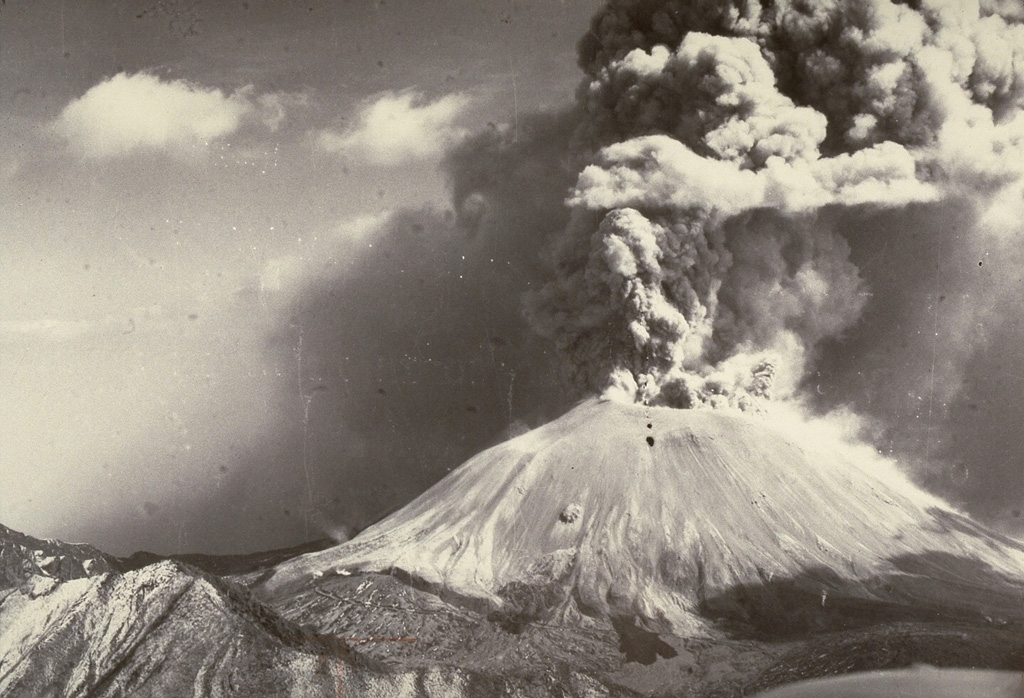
[258,398,1024,635]
[0,544,631,698]
[1,559,549,698]
[0,560,340,697]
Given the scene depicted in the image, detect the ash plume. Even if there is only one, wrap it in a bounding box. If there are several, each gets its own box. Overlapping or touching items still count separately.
[527,0,1024,410]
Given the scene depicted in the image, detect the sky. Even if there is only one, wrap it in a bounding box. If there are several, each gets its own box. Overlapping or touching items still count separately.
[0,0,600,555]
[2,0,1023,556]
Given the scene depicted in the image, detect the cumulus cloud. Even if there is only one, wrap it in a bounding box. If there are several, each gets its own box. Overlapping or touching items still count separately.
[54,72,301,158]
[250,89,310,132]
[316,91,471,165]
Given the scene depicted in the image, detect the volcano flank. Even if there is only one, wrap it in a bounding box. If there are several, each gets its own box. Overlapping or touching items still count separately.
[257,399,1024,639]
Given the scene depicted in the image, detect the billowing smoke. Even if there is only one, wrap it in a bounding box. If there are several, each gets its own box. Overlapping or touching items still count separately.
[526,0,1024,410]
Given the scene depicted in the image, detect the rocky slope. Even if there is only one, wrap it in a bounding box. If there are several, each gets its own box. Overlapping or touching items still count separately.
[0,557,636,698]
[3,554,1019,698]
[0,522,332,592]
[0,523,119,590]
[1,561,333,697]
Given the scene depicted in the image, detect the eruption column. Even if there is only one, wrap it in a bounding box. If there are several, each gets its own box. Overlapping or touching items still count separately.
[527,0,1024,410]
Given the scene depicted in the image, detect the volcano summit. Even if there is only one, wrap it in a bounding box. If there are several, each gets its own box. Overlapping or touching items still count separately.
[257,398,1024,641]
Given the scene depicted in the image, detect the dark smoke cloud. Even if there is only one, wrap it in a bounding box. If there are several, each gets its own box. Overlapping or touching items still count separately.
[510,0,1024,531]
[810,198,1024,532]
[523,0,1024,415]
[258,113,578,535]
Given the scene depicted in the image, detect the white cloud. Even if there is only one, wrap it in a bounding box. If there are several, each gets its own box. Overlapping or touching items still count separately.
[53,72,301,158]
[0,319,93,342]
[255,211,393,304]
[571,135,937,217]
[0,306,171,344]
[251,89,310,131]
[317,91,471,165]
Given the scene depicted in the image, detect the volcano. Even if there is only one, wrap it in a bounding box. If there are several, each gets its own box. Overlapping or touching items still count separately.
[256,398,1024,638]
[6,401,1024,698]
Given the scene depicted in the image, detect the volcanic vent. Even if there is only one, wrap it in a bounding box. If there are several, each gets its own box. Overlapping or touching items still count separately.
[257,397,1024,635]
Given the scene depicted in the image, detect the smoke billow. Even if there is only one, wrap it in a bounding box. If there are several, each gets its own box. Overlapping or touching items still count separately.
[526,0,1024,410]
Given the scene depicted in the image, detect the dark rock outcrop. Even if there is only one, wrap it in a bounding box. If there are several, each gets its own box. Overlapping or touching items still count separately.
[0,523,118,590]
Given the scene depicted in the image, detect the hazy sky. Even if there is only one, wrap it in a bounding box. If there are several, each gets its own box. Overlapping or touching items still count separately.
[3,0,1023,556]
[0,0,599,554]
